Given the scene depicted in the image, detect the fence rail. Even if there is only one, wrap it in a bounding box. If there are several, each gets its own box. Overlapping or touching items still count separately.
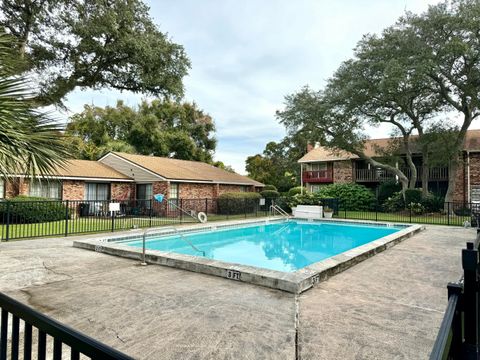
[0,291,133,360]
[326,199,477,227]
[0,198,276,241]
[430,233,480,359]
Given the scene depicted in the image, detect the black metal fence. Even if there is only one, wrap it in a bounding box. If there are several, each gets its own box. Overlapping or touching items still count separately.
[0,291,133,360]
[318,199,477,227]
[0,198,276,241]
[430,232,480,359]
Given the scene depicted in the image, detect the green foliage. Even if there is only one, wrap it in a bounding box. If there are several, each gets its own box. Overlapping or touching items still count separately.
[286,185,368,212]
[407,202,426,215]
[0,32,69,179]
[65,100,216,162]
[287,186,306,197]
[263,185,277,191]
[0,196,67,224]
[245,140,300,192]
[404,189,423,205]
[377,180,402,204]
[1,0,190,106]
[217,192,261,215]
[382,192,405,213]
[315,183,375,211]
[260,190,280,199]
[420,194,445,213]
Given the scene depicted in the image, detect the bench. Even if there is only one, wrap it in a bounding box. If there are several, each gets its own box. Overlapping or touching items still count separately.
[293,205,323,220]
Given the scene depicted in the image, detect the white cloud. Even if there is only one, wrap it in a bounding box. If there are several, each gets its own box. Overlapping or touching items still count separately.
[60,0,444,174]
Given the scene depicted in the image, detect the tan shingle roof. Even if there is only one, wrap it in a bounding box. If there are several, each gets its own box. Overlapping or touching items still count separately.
[111,152,264,186]
[44,160,132,180]
[299,129,480,163]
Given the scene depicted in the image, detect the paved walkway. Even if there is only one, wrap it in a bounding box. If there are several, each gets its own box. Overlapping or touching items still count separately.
[0,225,473,359]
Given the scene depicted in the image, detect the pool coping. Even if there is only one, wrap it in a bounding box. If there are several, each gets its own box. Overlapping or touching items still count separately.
[72,217,424,294]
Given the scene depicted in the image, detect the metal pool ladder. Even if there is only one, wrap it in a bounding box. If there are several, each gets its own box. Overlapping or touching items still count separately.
[270,204,290,219]
[141,227,205,265]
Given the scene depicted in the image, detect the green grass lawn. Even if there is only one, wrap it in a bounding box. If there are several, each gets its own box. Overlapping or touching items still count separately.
[0,211,271,241]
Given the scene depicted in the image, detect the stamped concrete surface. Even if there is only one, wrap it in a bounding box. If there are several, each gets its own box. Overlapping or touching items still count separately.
[0,233,295,360]
[0,225,473,359]
[298,225,472,360]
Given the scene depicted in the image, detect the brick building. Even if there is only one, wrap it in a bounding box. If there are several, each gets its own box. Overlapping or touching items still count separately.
[298,129,480,203]
[1,152,263,201]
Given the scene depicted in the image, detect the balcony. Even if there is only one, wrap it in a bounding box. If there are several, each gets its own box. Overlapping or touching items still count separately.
[355,166,449,182]
[302,169,333,183]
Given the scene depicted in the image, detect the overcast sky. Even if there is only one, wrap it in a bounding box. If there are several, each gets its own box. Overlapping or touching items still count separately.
[58,0,445,174]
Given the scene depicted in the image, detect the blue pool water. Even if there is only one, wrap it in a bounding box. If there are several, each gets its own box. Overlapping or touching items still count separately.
[126,221,402,272]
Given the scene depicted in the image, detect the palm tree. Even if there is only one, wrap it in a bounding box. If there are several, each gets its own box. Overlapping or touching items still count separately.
[0,32,69,179]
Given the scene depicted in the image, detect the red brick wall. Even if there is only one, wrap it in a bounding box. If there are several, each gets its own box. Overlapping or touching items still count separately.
[62,180,85,200]
[179,183,215,199]
[5,179,20,198]
[218,184,252,196]
[453,153,480,203]
[153,181,169,198]
[111,182,134,201]
[333,161,353,184]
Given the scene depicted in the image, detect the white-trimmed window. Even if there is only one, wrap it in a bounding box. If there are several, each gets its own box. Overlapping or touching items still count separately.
[30,180,62,199]
[0,179,4,199]
[85,183,110,201]
[169,183,179,199]
[136,184,153,200]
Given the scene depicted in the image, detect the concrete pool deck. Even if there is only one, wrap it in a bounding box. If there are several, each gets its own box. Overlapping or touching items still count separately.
[0,225,473,359]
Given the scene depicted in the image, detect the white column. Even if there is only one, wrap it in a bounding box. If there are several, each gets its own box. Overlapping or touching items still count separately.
[300,163,304,194]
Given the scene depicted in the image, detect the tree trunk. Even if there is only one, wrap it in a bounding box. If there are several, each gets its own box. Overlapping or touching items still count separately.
[422,151,429,195]
[444,113,472,205]
[405,153,417,189]
[444,159,460,207]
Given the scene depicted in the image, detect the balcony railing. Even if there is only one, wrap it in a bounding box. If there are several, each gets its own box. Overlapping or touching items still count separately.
[302,169,333,183]
[355,166,449,182]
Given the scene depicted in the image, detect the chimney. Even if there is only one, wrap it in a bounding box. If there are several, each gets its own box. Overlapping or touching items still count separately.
[306,141,321,152]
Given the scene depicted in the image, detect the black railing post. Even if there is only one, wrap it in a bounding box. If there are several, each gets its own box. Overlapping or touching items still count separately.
[180,199,183,221]
[409,205,412,223]
[64,200,69,237]
[111,203,115,233]
[447,282,464,358]
[149,199,153,228]
[448,202,451,226]
[205,198,208,215]
[375,201,378,222]
[5,201,10,242]
[462,241,479,356]
[244,198,247,219]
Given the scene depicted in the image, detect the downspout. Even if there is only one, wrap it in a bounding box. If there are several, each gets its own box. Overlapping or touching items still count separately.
[300,163,304,195]
[467,151,470,203]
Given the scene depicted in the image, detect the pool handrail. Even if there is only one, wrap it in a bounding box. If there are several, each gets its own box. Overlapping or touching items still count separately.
[141,226,205,265]
[270,204,289,219]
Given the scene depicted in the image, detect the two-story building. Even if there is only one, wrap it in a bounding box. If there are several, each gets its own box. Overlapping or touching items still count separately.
[298,129,480,203]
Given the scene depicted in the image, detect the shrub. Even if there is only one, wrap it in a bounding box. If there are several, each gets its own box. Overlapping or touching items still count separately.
[0,196,67,224]
[405,189,423,206]
[315,183,375,211]
[260,189,280,199]
[407,202,425,215]
[217,192,261,215]
[262,185,277,191]
[377,180,402,204]
[382,192,405,213]
[420,193,444,212]
[287,186,306,197]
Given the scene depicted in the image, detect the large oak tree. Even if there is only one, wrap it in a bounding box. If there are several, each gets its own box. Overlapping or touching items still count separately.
[0,0,190,107]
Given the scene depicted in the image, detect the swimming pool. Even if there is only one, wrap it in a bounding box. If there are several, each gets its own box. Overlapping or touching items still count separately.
[124,220,403,272]
[74,218,422,293]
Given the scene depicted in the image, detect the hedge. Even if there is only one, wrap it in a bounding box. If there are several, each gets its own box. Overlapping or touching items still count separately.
[314,183,375,211]
[217,192,261,215]
[0,196,68,224]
